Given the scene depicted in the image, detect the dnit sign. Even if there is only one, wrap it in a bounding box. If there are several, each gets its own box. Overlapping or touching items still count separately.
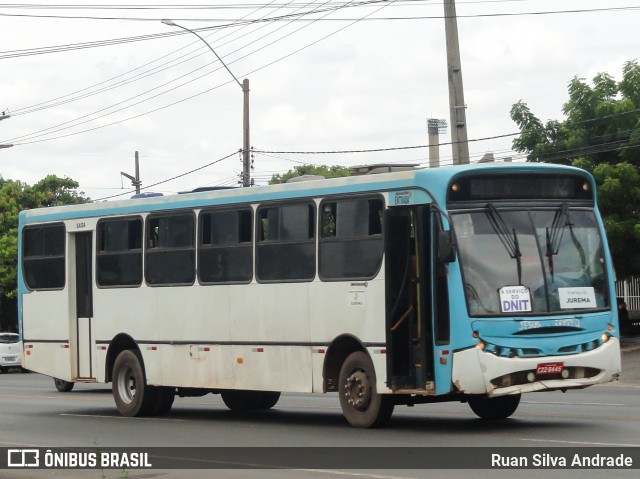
[499,286,532,313]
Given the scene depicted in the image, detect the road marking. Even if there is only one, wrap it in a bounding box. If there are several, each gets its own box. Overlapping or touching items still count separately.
[0,440,42,447]
[60,413,185,421]
[296,470,425,479]
[522,400,626,406]
[520,438,640,447]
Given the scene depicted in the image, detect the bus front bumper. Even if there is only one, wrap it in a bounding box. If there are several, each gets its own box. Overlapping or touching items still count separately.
[451,338,621,397]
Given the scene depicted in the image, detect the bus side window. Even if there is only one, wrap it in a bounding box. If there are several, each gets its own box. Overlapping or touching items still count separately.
[97,217,143,287]
[319,197,384,280]
[256,203,315,282]
[22,224,66,290]
[198,208,253,284]
[146,212,195,286]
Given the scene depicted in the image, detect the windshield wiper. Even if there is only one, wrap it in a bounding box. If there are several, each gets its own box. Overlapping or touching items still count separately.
[485,204,523,285]
[545,203,568,282]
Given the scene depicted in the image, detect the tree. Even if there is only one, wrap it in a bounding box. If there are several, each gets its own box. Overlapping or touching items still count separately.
[0,175,89,331]
[269,164,351,184]
[511,60,640,166]
[510,60,640,279]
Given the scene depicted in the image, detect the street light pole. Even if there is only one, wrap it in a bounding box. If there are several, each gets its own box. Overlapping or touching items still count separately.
[161,19,252,187]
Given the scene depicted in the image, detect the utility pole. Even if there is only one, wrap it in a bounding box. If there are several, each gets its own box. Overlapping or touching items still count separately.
[121,151,142,195]
[242,79,252,187]
[444,0,470,165]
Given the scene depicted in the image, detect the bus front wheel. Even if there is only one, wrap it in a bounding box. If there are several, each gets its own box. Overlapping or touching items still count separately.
[338,351,394,428]
[468,393,521,420]
[112,350,158,417]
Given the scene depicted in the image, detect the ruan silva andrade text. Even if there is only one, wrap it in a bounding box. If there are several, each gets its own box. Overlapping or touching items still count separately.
[492,453,633,468]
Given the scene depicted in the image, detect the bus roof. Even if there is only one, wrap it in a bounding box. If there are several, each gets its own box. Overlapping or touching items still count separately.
[19,162,591,225]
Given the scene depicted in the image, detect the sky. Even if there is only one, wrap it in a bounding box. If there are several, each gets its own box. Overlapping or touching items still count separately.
[1,0,639,201]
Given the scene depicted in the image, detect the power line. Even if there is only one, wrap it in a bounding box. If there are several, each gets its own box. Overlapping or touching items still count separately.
[1,3,639,24]
[92,150,238,201]
[3,0,392,145]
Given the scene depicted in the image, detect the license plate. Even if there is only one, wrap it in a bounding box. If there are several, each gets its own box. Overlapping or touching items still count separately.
[536,362,564,375]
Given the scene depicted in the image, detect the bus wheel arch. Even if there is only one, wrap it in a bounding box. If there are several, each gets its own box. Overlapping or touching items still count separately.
[323,334,367,393]
[105,333,140,383]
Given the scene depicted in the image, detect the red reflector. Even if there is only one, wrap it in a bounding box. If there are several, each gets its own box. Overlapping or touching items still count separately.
[536,362,564,375]
[441,350,449,355]
[27,344,33,349]
[63,344,70,349]
[203,347,210,352]
[148,346,157,351]
[257,348,264,352]
[100,346,107,350]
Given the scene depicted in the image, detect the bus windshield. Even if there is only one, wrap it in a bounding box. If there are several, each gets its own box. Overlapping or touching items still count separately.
[452,206,609,316]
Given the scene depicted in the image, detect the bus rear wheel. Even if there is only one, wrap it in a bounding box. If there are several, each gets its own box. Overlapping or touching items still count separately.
[54,378,74,392]
[338,351,394,428]
[221,390,281,411]
[112,350,158,417]
[468,393,521,420]
[152,387,175,416]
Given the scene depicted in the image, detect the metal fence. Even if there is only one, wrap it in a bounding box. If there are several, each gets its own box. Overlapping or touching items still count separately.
[615,277,640,311]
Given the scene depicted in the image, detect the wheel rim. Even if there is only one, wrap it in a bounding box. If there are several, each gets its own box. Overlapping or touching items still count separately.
[117,365,136,405]
[343,369,372,411]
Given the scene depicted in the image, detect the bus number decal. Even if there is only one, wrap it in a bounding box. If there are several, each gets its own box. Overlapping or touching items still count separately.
[393,191,412,205]
[348,291,365,307]
[76,222,86,229]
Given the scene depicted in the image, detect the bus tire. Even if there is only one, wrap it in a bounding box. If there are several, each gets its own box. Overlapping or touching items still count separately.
[468,393,521,420]
[338,351,394,428]
[54,378,74,392]
[221,390,280,411]
[112,350,158,417]
[152,387,175,416]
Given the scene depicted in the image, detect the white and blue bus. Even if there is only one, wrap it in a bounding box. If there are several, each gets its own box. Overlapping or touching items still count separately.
[18,163,621,427]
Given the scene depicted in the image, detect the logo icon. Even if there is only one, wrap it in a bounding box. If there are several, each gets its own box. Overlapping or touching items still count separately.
[7,449,40,468]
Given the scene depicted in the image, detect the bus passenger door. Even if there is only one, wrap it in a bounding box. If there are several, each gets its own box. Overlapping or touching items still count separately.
[73,232,94,379]
[385,206,434,390]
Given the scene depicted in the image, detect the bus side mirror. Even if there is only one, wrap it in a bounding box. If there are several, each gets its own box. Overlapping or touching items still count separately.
[438,230,455,264]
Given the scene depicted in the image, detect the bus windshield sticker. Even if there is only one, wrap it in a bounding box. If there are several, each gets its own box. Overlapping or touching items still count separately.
[558,287,597,309]
[499,286,532,313]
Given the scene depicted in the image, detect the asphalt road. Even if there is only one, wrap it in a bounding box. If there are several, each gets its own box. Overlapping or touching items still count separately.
[0,342,639,479]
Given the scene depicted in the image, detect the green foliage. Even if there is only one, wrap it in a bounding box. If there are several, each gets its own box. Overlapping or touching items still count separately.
[269,164,351,184]
[511,60,640,278]
[0,175,89,301]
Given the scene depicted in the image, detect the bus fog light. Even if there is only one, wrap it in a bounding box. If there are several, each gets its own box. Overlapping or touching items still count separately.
[527,372,535,382]
[561,369,569,379]
[602,333,610,343]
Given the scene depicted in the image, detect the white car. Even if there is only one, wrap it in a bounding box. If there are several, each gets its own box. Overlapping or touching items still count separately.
[0,333,21,373]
